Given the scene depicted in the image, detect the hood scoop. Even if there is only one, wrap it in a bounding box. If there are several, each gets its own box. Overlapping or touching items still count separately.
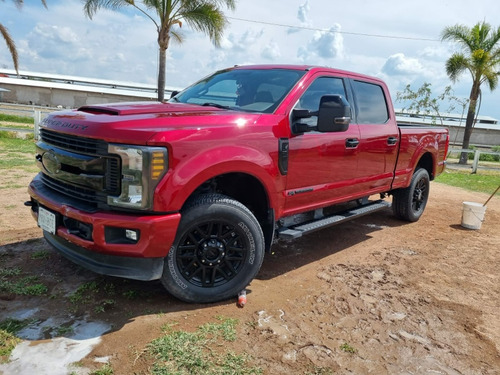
[77,102,215,116]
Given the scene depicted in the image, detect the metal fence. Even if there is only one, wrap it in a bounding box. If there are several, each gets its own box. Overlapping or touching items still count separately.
[447,148,500,173]
[0,102,59,139]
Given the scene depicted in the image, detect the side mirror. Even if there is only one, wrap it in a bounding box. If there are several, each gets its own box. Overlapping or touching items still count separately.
[317,95,351,132]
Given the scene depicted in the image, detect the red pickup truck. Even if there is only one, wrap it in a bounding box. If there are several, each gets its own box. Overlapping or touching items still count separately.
[27,65,448,303]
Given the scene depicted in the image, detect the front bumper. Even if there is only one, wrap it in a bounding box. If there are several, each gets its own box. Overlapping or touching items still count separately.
[28,176,181,280]
[44,231,164,280]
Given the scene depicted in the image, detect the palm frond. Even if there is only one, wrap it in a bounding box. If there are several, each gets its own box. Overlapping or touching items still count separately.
[83,0,132,19]
[0,23,19,72]
[177,2,227,46]
[445,53,469,83]
[169,28,184,44]
[441,24,475,52]
[480,67,499,91]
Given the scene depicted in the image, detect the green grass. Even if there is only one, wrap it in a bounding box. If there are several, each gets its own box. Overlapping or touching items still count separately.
[0,318,32,362]
[0,134,36,173]
[90,364,114,375]
[149,316,262,375]
[340,342,357,354]
[0,330,21,362]
[0,113,33,124]
[0,318,31,335]
[0,267,48,296]
[436,169,500,195]
[30,250,50,260]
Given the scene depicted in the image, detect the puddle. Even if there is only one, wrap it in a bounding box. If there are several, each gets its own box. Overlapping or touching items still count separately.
[0,319,111,375]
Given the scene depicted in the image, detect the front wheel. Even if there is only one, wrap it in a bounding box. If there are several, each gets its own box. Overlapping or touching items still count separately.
[161,194,265,303]
[392,168,430,222]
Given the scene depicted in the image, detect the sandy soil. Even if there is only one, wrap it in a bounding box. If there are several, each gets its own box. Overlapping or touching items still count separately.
[0,171,499,374]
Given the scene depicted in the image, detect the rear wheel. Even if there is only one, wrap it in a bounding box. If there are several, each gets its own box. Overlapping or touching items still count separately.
[161,194,265,303]
[392,168,430,222]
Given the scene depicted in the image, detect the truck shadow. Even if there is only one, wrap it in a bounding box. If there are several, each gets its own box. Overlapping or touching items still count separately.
[258,208,407,280]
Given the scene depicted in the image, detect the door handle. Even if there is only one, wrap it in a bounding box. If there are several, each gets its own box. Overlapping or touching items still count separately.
[387,136,398,146]
[345,138,360,148]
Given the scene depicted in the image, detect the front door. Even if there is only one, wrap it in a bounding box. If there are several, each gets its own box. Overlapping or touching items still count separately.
[285,75,361,215]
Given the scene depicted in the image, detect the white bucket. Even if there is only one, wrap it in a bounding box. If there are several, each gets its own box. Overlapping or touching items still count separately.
[461,201,487,230]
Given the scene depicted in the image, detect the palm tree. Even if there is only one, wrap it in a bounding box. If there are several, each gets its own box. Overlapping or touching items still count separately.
[441,21,500,164]
[1,1,47,74]
[83,0,235,102]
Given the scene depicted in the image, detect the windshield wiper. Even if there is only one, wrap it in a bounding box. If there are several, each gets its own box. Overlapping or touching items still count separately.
[200,102,232,110]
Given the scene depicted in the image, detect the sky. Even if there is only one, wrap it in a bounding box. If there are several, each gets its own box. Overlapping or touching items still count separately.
[1,0,500,120]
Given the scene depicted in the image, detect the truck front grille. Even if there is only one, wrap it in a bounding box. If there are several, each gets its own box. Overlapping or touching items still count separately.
[38,129,121,209]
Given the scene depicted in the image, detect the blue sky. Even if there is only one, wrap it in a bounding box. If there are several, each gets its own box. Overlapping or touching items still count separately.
[1,0,500,120]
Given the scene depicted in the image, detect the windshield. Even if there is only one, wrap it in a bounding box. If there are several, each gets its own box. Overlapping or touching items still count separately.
[170,68,305,113]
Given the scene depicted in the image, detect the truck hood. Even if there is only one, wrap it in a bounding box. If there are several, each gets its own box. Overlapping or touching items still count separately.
[40,102,262,144]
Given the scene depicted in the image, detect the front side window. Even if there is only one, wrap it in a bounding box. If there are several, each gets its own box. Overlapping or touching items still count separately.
[171,68,305,113]
[352,80,389,124]
[297,77,347,112]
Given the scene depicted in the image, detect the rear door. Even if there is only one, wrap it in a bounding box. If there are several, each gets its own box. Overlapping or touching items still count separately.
[350,79,399,194]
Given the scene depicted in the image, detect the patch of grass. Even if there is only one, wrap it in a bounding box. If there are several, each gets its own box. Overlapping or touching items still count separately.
[0,136,36,173]
[94,299,115,313]
[0,318,33,363]
[30,250,50,260]
[0,269,48,296]
[0,318,30,335]
[90,364,114,375]
[69,279,118,313]
[0,267,21,277]
[436,169,500,195]
[149,317,262,375]
[0,113,33,124]
[306,366,335,375]
[340,342,357,354]
[122,289,139,299]
[56,325,75,336]
[0,330,21,362]
[69,280,100,304]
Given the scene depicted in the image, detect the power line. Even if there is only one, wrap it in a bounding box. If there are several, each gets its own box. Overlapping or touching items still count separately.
[227,16,440,42]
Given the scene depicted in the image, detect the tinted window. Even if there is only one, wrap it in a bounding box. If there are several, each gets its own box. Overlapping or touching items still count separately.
[297,77,347,112]
[352,80,389,124]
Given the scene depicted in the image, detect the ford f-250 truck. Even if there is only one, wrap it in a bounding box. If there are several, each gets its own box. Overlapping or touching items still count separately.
[27,65,449,303]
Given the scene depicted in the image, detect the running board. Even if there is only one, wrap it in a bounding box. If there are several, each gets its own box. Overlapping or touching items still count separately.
[278,200,391,240]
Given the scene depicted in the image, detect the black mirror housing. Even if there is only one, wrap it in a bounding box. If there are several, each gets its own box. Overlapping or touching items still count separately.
[317,95,351,132]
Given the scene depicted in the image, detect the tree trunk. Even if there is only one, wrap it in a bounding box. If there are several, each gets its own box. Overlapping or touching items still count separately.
[459,82,480,164]
[157,47,167,102]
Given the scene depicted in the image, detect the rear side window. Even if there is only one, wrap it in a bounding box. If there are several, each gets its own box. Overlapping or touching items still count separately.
[352,80,389,124]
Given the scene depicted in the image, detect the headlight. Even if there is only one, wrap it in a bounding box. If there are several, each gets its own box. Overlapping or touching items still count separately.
[107,144,168,210]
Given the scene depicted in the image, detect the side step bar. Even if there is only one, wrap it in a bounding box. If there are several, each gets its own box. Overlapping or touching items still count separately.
[278,200,391,240]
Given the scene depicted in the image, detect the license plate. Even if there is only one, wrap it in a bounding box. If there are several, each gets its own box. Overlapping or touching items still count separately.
[38,206,56,235]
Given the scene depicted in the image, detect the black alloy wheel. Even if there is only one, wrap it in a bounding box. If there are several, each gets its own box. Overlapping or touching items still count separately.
[161,194,265,303]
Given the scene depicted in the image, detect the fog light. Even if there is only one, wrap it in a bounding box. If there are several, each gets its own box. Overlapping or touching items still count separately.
[125,229,139,241]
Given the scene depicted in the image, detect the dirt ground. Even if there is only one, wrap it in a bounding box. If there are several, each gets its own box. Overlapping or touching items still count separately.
[0,170,499,374]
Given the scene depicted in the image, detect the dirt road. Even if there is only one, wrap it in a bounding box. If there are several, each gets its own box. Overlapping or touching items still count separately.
[0,173,499,374]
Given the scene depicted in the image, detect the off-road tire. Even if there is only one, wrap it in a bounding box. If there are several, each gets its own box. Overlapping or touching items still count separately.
[161,194,265,303]
[392,168,430,222]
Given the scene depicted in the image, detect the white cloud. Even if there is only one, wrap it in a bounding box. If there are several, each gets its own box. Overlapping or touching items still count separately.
[382,53,424,76]
[297,0,311,25]
[298,24,344,62]
[261,41,281,60]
